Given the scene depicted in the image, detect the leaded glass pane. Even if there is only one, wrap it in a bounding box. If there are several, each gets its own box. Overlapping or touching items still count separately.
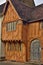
[31,39,40,60]
[11,22,13,31]
[9,23,11,31]
[13,22,16,30]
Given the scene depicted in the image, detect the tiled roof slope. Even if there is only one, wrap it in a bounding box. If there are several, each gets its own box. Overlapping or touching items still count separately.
[10,0,43,22]
[18,0,35,7]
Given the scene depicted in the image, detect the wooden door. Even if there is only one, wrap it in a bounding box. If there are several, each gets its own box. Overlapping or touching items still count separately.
[31,39,41,61]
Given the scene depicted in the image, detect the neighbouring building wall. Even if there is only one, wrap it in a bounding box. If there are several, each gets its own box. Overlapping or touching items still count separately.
[0,16,4,58]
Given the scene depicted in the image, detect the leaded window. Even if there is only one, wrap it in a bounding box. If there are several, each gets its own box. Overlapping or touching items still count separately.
[7,43,14,51]
[7,43,22,52]
[7,23,10,31]
[6,22,16,31]
[31,39,40,60]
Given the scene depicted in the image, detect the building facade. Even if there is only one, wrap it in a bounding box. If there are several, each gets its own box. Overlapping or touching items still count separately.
[2,0,43,64]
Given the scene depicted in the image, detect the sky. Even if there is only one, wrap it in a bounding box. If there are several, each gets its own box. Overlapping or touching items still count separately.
[0,0,43,6]
[34,0,43,6]
[0,0,6,5]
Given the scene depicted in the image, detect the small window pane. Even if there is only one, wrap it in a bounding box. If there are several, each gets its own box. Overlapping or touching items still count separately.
[7,23,11,31]
[11,22,13,31]
[13,22,16,30]
[9,23,11,31]
[40,22,43,29]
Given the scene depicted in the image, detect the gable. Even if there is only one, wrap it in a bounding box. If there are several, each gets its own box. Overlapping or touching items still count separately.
[3,3,21,23]
[10,0,32,21]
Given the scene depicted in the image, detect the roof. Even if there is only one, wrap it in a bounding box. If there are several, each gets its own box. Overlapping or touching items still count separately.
[18,0,35,7]
[3,0,43,23]
[10,0,32,21]
[30,4,43,23]
[0,3,6,16]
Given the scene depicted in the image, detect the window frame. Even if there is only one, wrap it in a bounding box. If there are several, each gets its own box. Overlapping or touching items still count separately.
[6,21,17,32]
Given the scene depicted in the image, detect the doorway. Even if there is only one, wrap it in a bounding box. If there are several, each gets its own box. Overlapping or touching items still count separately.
[31,39,41,61]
